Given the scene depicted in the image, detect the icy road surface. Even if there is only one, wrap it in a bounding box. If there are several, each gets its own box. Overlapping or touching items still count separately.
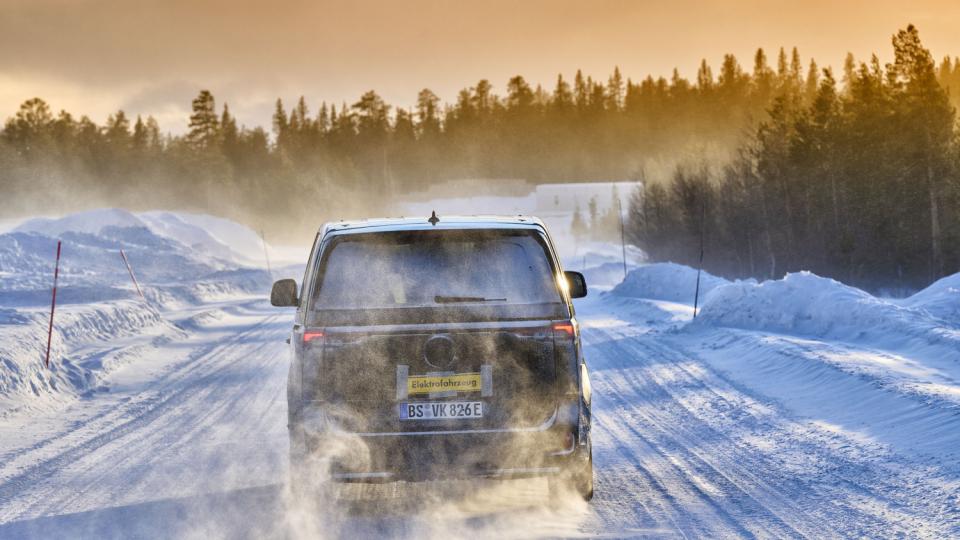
[1,294,958,538]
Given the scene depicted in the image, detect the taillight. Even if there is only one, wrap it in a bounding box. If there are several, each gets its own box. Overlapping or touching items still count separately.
[301,329,324,401]
[553,320,579,396]
[552,322,575,336]
[303,330,324,344]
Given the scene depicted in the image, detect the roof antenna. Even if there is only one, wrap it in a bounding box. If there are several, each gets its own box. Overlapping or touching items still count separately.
[428,211,440,226]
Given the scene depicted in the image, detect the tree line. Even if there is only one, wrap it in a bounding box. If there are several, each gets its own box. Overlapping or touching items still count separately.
[631,25,959,291]
[2,41,859,234]
[2,25,958,288]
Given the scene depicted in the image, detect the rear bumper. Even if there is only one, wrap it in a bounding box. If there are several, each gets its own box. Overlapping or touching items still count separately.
[332,466,564,483]
[291,403,590,483]
[329,430,585,482]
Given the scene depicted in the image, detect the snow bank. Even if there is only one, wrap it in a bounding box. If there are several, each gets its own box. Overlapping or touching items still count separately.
[696,272,960,351]
[0,301,177,414]
[581,262,629,290]
[611,262,732,303]
[0,209,275,412]
[902,272,960,323]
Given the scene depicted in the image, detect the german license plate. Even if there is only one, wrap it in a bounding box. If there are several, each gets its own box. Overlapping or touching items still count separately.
[399,401,483,420]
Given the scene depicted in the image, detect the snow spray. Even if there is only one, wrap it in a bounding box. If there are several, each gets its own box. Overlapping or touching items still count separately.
[44,240,62,367]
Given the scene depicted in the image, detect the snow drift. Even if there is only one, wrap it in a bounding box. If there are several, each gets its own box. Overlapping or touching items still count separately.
[902,272,960,324]
[0,300,176,414]
[694,271,960,353]
[610,262,733,303]
[13,208,267,267]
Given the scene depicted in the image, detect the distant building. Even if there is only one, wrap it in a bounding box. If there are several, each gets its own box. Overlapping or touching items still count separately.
[395,179,643,225]
[534,181,643,217]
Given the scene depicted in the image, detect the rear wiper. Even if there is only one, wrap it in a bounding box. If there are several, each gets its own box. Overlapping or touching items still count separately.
[434,295,507,304]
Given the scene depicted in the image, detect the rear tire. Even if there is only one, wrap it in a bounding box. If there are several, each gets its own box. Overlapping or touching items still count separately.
[573,445,594,501]
[549,443,594,503]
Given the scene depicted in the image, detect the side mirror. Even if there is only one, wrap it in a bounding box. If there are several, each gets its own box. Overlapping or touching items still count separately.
[270,279,299,307]
[564,271,587,299]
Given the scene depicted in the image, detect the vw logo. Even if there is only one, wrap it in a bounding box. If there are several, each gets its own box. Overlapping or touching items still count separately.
[423,334,456,369]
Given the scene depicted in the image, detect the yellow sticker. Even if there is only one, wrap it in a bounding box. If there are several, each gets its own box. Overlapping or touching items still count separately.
[407,373,482,395]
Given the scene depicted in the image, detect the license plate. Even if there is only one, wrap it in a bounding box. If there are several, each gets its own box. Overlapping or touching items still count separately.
[399,401,483,420]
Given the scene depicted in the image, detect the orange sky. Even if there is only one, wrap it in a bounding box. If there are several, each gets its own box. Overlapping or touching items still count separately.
[2,0,959,133]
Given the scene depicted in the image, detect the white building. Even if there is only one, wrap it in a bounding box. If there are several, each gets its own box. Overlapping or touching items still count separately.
[534,181,642,218]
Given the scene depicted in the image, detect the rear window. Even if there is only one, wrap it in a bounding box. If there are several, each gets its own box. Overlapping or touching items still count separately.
[308,229,566,324]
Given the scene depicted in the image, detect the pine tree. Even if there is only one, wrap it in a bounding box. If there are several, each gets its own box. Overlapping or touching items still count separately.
[187,90,219,150]
[104,110,131,146]
[588,196,598,236]
[506,76,534,111]
[697,59,714,93]
[272,99,288,137]
[889,24,956,278]
[790,47,803,88]
[574,70,588,111]
[220,104,239,158]
[416,89,441,137]
[272,98,288,151]
[4,98,54,157]
[607,66,625,110]
[473,80,495,116]
[571,202,587,239]
[352,91,390,137]
[317,102,330,134]
[132,115,148,151]
[144,116,162,151]
[553,74,573,112]
[805,60,820,103]
[842,52,857,90]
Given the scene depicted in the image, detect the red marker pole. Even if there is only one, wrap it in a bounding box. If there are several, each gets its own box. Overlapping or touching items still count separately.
[119,248,145,300]
[45,240,62,368]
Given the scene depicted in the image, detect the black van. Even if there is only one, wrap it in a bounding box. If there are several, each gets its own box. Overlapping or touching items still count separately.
[271,215,593,500]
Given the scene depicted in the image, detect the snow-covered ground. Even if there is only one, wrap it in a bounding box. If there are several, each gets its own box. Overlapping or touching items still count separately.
[0,210,958,538]
[0,209,283,416]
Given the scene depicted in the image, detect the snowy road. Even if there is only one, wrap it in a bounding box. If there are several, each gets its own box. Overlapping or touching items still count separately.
[1,292,958,538]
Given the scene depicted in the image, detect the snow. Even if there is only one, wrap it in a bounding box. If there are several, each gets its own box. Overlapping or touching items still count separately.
[137,211,247,263]
[12,208,274,267]
[0,209,274,415]
[902,272,960,323]
[15,208,145,236]
[696,271,960,349]
[147,211,276,264]
[1,206,959,537]
[610,262,736,302]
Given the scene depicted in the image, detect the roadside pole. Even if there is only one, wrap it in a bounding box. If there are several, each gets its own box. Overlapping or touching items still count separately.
[120,248,145,301]
[617,196,627,280]
[693,198,705,319]
[45,240,62,368]
[260,229,272,279]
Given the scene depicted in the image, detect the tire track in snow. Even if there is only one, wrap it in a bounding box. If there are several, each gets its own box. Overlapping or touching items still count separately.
[584,329,816,539]
[30,328,285,516]
[676,329,960,536]
[581,300,958,538]
[0,310,288,523]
